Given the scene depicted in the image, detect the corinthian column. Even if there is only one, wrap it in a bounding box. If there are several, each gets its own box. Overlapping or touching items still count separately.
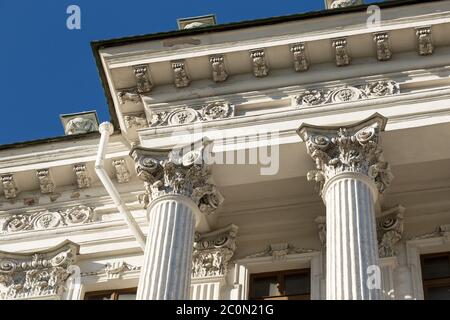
[297,113,394,300]
[130,139,224,300]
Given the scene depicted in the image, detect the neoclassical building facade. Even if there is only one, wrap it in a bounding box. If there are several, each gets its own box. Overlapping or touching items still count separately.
[1,0,450,300]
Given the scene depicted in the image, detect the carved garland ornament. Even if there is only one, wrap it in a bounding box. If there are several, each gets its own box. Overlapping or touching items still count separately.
[130,139,224,215]
[192,224,238,278]
[295,80,400,107]
[1,205,96,234]
[0,241,79,300]
[298,114,394,195]
[148,101,234,128]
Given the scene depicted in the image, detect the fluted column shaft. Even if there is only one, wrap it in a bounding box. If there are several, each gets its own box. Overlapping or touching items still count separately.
[137,195,197,300]
[324,173,381,300]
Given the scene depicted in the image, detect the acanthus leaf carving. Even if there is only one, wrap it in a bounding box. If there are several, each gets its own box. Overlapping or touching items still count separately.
[133,65,153,93]
[0,240,79,300]
[332,38,350,67]
[374,32,392,61]
[290,43,309,72]
[36,169,55,194]
[298,114,393,195]
[124,113,148,129]
[117,89,141,105]
[192,224,238,278]
[377,205,405,258]
[130,138,224,215]
[416,27,434,56]
[172,61,190,88]
[250,49,269,77]
[1,174,17,200]
[210,55,228,82]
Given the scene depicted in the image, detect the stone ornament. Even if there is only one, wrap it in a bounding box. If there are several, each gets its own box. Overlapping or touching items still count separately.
[210,55,228,82]
[329,0,360,9]
[117,89,141,105]
[124,113,148,129]
[410,224,450,243]
[374,32,392,61]
[416,27,434,56]
[133,65,153,93]
[36,169,55,194]
[73,164,91,189]
[377,205,405,258]
[148,101,234,128]
[294,80,400,107]
[65,117,97,135]
[172,61,190,88]
[130,138,224,215]
[81,261,141,279]
[0,240,79,300]
[332,38,350,67]
[315,216,326,247]
[245,243,316,261]
[192,224,238,278]
[112,159,131,183]
[1,205,96,234]
[1,174,17,199]
[297,113,394,195]
[249,49,269,77]
[290,43,309,72]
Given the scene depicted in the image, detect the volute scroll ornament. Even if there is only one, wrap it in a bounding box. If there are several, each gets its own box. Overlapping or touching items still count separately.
[0,240,79,300]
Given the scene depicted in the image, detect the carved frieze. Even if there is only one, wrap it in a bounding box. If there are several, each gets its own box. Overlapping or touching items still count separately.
[80,261,140,279]
[374,32,392,61]
[112,159,131,183]
[294,80,400,107]
[416,27,434,56]
[249,49,269,77]
[332,38,350,67]
[1,174,17,199]
[148,101,234,128]
[290,43,309,72]
[0,240,79,300]
[172,61,190,88]
[73,164,90,189]
[410,224,450,243]
[133,65,153,93]
[130,138,224,215]
[36,169,55,194]
[192,224,238,278]
[1,205,96,234]
[377,205,405,258]
[124,113,148,129]
[298,114,394,195]
[245,243,316,261]
[210,55,228,82]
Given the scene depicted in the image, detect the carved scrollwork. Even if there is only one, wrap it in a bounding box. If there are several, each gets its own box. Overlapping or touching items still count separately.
[298,114,393,195]
[0,241,79,300]
[192,224,238,278]
[377,205,405,258]
[148,102,234,128]
[1,205,96,234]
[295,80,400,107]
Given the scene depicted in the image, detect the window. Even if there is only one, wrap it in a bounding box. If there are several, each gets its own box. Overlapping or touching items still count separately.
[84,288,137,300]
[421,252,450,300]
[249,269,310,300]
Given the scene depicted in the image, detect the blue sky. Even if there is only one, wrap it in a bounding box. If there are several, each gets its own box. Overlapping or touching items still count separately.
[0,0,372,144]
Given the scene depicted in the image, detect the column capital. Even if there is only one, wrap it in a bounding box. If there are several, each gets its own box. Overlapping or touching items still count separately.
[129,138,224,216]
[297,113,394,196]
